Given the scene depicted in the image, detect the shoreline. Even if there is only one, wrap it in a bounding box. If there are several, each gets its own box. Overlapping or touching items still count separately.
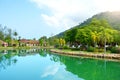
[0,46,53,50]
[50,49,120,61]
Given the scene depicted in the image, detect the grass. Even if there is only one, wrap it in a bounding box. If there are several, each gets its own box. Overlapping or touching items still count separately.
[0,46,53,50]
[53,48,111,54]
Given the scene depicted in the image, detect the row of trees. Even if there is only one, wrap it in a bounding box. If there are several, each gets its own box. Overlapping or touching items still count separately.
[45,18,120,52]
[64,18,120,49]
[0,24,65,47]
[39,36,66,48]
[0,24,66,47]
[0,24,18,46]
[38,18,120,52]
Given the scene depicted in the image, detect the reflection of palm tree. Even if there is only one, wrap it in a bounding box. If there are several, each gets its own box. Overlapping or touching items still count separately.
[49,54,119,80]
[104,60,107,79]
[13,59,17,64]
[50,55,60,62]
[39,49,47,57]
[0,50,18,70]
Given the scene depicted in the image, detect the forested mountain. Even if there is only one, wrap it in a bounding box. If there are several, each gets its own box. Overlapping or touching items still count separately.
[55,11,120,38]
[81,11,120,30]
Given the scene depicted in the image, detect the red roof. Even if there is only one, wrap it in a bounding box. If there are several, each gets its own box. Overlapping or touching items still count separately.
[0,40,8,44]
[19,39,39,44]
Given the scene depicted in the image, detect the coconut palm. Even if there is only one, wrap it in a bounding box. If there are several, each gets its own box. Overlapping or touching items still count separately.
[13,31,18,40]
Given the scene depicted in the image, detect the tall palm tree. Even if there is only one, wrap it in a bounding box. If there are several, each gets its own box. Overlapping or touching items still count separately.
[91,31,100,47]
[99,28,114,54]
[13,31,18,40]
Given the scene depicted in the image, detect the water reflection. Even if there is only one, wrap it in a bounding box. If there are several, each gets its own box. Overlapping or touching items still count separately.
[49,53,120,80]
[0,50,17,70]
[0,49,46,71]
[41,64,59,78]
[39,49,48,57]
[0,49,120,80]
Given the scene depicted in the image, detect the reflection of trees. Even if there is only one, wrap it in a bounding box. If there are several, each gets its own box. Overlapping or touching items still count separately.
[18,49,40,56]
[50,54,120,80]
[0,49,41,70]
[38,49,48,57]
[50,54,60,62]
[0,50,17,70]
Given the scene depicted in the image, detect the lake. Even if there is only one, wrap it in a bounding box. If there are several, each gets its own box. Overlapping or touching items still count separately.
[0,49,120,80]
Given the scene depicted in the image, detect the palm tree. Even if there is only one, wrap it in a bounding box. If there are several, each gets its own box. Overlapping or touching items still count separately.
[99,28,114,54]
[91,31,100,47]
[18,36,21,47]
[18,36,21,40]
[13,31,18,40]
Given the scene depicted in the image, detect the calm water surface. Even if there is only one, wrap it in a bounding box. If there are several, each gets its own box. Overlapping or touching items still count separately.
[0,49,120,80]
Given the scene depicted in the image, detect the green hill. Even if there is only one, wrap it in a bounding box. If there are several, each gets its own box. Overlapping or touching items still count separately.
[81,11,120,30]
[55,11,120,38]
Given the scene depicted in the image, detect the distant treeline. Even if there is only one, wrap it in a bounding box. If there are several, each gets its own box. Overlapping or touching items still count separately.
[0,24,18,43]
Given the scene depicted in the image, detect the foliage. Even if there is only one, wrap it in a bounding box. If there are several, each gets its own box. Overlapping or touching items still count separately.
[56,11,120,39]
[63,45,69,49]
[110,47,120,53]
[65,28,77,46]
[71,48,80,51]
[59,38,66,46]
[39,36,48,46]
[53,18,120,53]
[13,31,18,40]
[87,46,95,52]
[0,24,18,46]
[49,12,120,53]
[54,44,60,48]
[48,37,66,48]
[76,28,92,45]
[113,31,120,45]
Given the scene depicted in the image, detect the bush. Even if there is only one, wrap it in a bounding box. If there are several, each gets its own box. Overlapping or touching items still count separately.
[54,44,59,48]
[80,46,87,51]
[98,48,104,52]
[63,45,69,49]
[106,47,112,51]
[87,46,95,52]
[71,48,80,51]
[110,47,120,53]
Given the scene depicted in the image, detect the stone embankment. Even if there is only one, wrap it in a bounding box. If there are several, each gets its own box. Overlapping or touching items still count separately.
[50,49,120,60]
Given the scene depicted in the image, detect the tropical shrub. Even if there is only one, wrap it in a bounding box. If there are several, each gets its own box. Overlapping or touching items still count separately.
[87,46,95,52]
[54,44,59,48]
[110,47,120,53]
[79,45,87,51]
[63,45,69,49]
[98,48,104,52]
[71,48,80,51]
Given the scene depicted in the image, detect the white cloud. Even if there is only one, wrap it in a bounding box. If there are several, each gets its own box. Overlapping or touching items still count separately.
[93,0,120,12]
[41,14,60,27]
[31,0,120,30]
[41,65,59,78]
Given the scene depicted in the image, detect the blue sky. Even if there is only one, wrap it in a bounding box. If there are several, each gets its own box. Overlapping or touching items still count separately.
[0,0,120,39]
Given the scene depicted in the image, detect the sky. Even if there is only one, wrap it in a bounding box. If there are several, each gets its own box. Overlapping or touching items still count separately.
[0,0,120,39]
